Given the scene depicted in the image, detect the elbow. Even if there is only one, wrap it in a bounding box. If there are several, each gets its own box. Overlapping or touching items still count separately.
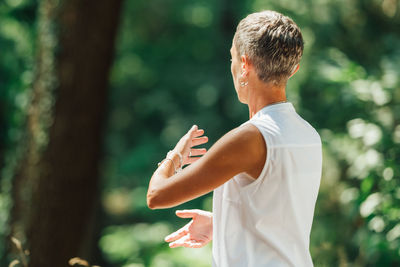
[147,188,175,209]
[147,189,161,210]
[147,193,156,210]
[147,201,156,210]
[147,197,157,210]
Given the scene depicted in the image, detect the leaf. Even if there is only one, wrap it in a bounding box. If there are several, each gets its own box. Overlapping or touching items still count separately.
[9,259,20,267]
[11,237,22,251]
[68,257,89,266]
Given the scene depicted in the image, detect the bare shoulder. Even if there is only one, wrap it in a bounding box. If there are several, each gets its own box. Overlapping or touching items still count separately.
[235,123,264,142]
[233,123,267,179]
[225,123,265,152]
[205,123,266,179]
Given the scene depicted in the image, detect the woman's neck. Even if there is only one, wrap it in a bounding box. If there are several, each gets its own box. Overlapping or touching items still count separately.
[247,81,287,119]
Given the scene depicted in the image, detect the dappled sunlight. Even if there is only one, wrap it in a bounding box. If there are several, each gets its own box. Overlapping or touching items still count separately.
[0,0,399,265]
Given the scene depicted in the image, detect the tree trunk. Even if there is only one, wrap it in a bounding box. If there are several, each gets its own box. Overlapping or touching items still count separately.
[10,0,123,266]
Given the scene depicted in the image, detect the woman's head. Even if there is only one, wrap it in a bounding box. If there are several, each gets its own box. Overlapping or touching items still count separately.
[233,10,304,85]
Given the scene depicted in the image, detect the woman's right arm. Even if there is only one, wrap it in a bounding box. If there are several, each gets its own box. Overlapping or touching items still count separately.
[146,123,267,209]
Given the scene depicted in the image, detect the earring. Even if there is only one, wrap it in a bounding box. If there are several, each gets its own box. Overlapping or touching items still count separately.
[240,81,248,87]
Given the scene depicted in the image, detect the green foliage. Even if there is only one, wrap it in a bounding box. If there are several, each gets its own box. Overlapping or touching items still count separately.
[101,0,400,266]
[0,0,36,263]
[0,0,399,266]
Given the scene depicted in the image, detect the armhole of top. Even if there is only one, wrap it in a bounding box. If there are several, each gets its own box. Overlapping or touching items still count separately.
[241,120,271,191]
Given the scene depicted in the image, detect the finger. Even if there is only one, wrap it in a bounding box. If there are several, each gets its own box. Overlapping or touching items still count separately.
[169,235,190,248]
[190,148,207,156]
[186,240,205,248]
[186,157,201,164]
[188,125,198,136]
[169,240,186,248]
[192,136,208,147]
[193,129,205,138]
[170,237,206,248]
[164,226,189,242]
[176,210,199,218]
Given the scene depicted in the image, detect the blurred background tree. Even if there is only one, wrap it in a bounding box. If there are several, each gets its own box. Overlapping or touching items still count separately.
[1,0,122,265]
[0,0,399,266]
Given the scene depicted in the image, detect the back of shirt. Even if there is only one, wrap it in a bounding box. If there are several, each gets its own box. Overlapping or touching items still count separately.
[212,102,322,267]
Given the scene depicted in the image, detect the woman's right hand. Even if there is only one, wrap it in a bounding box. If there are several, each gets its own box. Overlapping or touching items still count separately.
[164,209,212,248]
[173,125,208,167]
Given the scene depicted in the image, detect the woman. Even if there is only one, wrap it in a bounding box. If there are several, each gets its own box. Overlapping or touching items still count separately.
[147,10,322,267]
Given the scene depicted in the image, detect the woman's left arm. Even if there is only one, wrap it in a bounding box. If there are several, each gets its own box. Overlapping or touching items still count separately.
[147,124,266,209]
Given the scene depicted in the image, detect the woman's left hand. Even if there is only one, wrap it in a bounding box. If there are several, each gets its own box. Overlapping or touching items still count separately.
[173,125,208,166]
[165,209,212,248]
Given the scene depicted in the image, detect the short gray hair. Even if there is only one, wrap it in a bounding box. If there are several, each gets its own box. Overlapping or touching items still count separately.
[233,10,304,84]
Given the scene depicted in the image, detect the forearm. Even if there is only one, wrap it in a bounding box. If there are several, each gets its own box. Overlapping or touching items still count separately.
[147,125,209,209]
[147,152,181,209]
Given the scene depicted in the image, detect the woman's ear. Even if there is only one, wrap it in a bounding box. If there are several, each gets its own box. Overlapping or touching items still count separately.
[241,55,250,76]
[289,64,300,78]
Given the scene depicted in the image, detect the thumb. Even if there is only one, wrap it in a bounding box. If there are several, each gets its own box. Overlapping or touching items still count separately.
[175,209,199,218]
[189,125,198,136]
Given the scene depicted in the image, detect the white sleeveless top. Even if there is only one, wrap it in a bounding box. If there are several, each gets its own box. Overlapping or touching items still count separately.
[212,102,322,267]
